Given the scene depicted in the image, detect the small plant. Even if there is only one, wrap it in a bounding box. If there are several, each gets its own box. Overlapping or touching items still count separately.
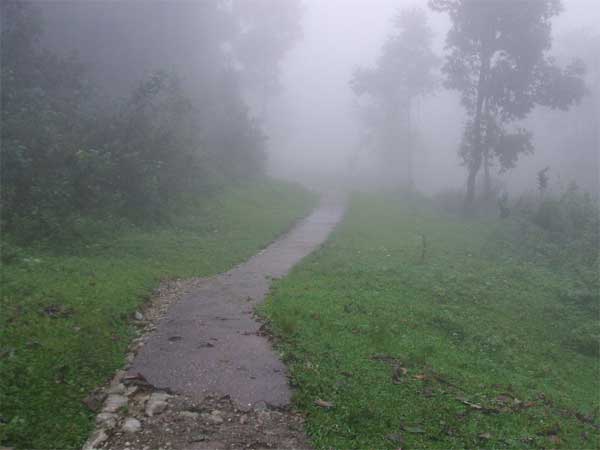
[537,166,550,197]
[497,192,510,218]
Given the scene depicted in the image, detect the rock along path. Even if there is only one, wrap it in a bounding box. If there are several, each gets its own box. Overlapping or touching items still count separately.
[131,195,345,409]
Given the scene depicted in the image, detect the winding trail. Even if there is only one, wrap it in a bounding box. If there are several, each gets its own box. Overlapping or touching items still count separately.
[130,195,345,410]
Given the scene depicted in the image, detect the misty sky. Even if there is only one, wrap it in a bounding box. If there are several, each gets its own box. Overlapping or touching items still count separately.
[269,0,600,191]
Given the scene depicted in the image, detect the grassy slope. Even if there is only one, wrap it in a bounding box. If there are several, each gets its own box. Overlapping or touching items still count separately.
[0,179,317,450]
[263,193,599,449]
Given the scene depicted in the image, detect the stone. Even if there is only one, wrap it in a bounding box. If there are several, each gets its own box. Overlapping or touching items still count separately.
[96,412,118,429]
[82,429,108,450]
[103,394,128,413]
[145,399,167,416]
[134,311,144,321]
[122,417,142,433]
[180,411,200,419]
[201,412,223,424]
[145,392,170,417]
[106,383,126,395]
[125,385,138,396]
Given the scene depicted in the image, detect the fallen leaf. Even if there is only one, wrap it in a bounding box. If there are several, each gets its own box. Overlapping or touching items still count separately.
[370,354,401,364]
[548,435,561,444]
[392,366,408,384]
[314,399,334,409]
[40,304,73,318]
[385,433,404,444]
[414,374,427,381]
[422,386,434,397]
[496,395,511,404]
[456,396,483,410]
[478,432,492,440]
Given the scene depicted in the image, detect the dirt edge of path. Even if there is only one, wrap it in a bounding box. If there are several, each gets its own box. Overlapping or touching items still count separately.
[82,277,312,450]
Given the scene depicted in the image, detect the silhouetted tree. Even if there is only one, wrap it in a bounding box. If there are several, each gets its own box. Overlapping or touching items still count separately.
[231,0,304,119]
[351,8,437,188]
[429,0,586,208]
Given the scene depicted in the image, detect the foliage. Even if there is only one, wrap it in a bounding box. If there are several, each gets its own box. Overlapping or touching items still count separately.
[351,8,438,186]
[262,193,599,449]
[0,1,267,240]
[493,184,599,269]
[231,0,304,118]
[0,180,317,450]
[429,0,587,205]
[537,167,550,194]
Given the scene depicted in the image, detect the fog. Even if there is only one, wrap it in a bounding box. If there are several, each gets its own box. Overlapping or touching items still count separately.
[3,2,599,448]
[267,0,599,195]
[4,0,599,219]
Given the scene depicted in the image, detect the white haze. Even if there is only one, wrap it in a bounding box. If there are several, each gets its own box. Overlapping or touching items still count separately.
[267,0,600,195]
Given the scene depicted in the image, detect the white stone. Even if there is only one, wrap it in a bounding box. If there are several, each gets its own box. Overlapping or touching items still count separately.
[106,383,126,395]
[122,417,142,433]
[125,385,138,396]
[103,394,128,413]
[144,393,170,417]
[96,412,118,429]
[179,411,199,419]
[82,429,108,450]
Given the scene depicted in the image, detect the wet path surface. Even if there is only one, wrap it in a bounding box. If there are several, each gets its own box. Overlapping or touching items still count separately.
[130,197,345,410]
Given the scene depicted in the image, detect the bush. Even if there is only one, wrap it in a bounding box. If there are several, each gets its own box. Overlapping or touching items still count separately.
[1,3,267,243]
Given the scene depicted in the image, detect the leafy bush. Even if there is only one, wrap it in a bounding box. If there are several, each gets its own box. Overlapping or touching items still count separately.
[0,2,266,242]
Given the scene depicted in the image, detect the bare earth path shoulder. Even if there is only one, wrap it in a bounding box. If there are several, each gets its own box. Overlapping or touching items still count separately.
[84,196,345,450]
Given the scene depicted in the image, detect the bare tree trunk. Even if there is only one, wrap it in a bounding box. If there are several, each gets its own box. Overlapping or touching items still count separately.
[483,145,491,199]
[261,56,268,121]
[464,48,490,211]
[465,101,484,210]
[406,98,413,190]
[482,101,493,200]
[465,154,481,207]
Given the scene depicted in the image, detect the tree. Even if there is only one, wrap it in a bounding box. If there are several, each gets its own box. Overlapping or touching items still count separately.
[429,0,586,208]
[351,8,437,188]
[1,1,267,238]
[231,0,304,120]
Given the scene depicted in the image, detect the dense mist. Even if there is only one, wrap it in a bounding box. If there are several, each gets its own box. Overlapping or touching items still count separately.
[2,2,599,449]
[268,0,598,196]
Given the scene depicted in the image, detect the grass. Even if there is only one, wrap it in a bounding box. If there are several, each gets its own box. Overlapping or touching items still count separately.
[0,179,317,450]
[262,192,599,449]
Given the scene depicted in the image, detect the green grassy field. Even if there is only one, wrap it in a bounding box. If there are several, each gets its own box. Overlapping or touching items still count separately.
[0,179,316,450]
[263,193,599,449]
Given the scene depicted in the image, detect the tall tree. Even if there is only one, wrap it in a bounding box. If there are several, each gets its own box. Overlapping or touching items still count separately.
[429,0,586,207]
[231,0,303,120]
[351,8,437,188]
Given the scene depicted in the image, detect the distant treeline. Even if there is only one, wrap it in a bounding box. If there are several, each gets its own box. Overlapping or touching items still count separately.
[1,1,300,240]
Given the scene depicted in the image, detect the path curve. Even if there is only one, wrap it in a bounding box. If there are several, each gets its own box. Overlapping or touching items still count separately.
[130,196,345,409]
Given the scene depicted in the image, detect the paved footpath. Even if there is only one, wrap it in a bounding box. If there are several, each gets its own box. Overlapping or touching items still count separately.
[130,196,345,410]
